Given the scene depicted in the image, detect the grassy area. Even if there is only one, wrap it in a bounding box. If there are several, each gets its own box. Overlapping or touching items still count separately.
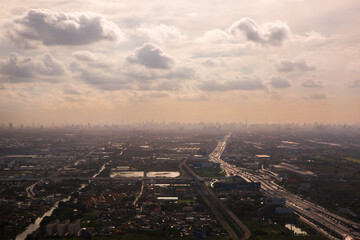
[0,170,22,177]
[192,167,225,178]
[177,199,196,204]
[345,157,360,164]
[244,218,327,240]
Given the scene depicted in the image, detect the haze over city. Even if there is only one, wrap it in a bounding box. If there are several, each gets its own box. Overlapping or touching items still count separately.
[0,0,359,125]
[1,2,360,239]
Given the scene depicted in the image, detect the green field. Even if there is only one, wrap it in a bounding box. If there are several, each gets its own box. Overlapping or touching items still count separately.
[345,157,360,164]
[192,167,225,177]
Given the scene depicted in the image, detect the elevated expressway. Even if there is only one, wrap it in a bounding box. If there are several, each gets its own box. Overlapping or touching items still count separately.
[209,133,360,240]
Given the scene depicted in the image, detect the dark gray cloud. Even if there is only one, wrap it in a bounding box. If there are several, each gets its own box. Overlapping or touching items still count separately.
[127,43,174,69]
[347,79,360,88]
[5,9,123,48]
[0,52,65,82]
[300,79,323,88]
[199,77,265,91]
[227,17,291,46]
[269,77,291,88]
[277,59,316,72]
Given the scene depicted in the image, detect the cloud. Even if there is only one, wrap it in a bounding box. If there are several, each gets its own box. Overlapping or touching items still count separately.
[73,51,98,61]
[309,93,326,100]
[201,17,291,46]
[166,67,195,79]
[122,65,159,82]
[0,52,65,82]
[70,63,130,90]
[135,24,185,44]
[127,43,174,69]
[300,79,323,88]
[277,59,316,72]
[5,8,124,48]
[347,79,360,88]
[177,94,209,102]
[346,60,360,73]
[63,87,80,95]
[228,17,291,46]
[294,31,327,42]
[155,80,183,91]
[145,92,169,98]
[269,77,291,88]
[199,77,265,91]
[200,29,233,44]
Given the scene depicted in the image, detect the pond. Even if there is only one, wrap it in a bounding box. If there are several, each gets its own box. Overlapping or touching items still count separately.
[110,171,144,178]
[285,224,308,235]
[146,171,180,178]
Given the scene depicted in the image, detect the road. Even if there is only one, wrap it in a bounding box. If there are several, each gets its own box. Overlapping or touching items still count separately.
[180,135,251,240]
[26,181,40,198]
[209,133,360,240]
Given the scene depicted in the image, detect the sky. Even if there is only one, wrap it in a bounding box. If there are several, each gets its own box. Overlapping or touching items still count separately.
[0,0,359,125]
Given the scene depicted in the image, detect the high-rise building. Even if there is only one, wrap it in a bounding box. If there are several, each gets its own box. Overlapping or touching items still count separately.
[46,220,59,236]
[9,123,13,129]
[57,220,70,236]
[69,219,80,235]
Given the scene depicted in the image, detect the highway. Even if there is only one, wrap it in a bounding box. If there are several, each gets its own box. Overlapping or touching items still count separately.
[180,152,251,239]
[209,133,360,240]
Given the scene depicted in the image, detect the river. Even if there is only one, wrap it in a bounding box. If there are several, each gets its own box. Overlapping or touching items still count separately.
[15,162,107,240]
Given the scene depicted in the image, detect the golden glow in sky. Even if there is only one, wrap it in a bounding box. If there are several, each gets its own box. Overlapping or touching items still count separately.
[0,0,359,124]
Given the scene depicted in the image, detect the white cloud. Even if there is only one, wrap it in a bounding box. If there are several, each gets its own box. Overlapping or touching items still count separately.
[127,43,174,69]
[199,77,265,91]
[199,29,233,44]
[135,24,185,44]
[166,67,195,79]
[73,51,98,61]
[294,31,327,42]
[5,8,124,49]
[0,52,65,82]
[228,17,291,46]
[201,17,291,46]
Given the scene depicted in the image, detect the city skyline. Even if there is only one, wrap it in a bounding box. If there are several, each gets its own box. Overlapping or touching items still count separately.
[0,0,359,124]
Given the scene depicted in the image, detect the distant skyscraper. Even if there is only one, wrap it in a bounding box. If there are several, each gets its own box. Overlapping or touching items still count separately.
[9,123,13,129]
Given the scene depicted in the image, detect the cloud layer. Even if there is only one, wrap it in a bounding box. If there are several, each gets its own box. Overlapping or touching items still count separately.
[5,9,123,48]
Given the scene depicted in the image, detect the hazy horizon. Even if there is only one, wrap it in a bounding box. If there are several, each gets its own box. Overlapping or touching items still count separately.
[0,0,359,125]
